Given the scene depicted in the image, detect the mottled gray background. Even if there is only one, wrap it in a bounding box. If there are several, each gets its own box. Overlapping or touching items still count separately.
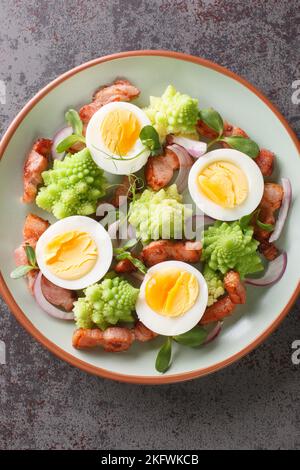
[0,0,299,450]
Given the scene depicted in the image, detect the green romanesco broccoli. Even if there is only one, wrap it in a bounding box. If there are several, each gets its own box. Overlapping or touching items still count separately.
[36,148,107,219]
[73,277,139,330]
[203,265,225,306]
[202,221,263,279]
[128,184,192,242]
[144,85,199,140]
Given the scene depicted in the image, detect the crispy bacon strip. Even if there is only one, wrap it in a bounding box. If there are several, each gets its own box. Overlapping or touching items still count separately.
[111,175,132,207]
[79,79,140,125]
[40,276,76,312]
[224,271,246,305]
[73,322,157,352]
[141,240,202,267]
[200,296,236,325]
[254,183,283,260]
[14,213,50,294]
[22,139,52,203]
[254,149,274,177]
[145,148,181,191]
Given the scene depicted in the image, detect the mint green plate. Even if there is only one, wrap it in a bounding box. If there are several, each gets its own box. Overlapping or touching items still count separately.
[0,51,299,384]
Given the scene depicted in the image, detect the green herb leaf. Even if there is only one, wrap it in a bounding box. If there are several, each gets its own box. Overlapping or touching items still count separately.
[65,109,83,136]
[239,213,254,230]
[173,326,208,347]
[24,244,36,267]
[239,209,261,230]
[155,337,172,373]
[140,125,161,152]
[122,239,138,250]
[10,265,36,279]
[199,108,224,136]
[56,134,86,153]
[220,136,259,158]
[115,251,147,274]
[256,219,274,232]
[129,257,147,274]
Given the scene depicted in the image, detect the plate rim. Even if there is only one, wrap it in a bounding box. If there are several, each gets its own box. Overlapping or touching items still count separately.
[0,49,299,384]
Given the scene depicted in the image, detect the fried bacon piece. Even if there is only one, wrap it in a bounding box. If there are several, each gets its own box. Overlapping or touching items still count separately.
[111,175,132,207]
[258,240,279,261]
[254,183,283,260]
[141,240,202,267]
[254,149,275,177]
[114,258,137,273]
[79,79,140,125]
[223,121,248,138]
[14,213,50,293]
[200,296,236,325]
[72,321,157,351]
[145,148,182,191]
[40,276,76,312]
[134,321,158,342]
[22,213,50,246]
[73,326,134,352]
[224,271,246,305]
[22,139,52,203]
[200,270,246,325]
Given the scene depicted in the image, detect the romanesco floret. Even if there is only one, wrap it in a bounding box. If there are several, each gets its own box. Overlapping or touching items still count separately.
[203,265,225,306]
[128,184,192,242]
[144,85,199,140]
[202,221,263,278]
[36,148,107,219]
[73,277,139,330]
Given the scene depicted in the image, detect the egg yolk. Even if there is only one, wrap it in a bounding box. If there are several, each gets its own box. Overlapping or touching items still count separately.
[100,108,141,156]
[145,269,199,318]
[198,161,248,208]
[44,231,98,281]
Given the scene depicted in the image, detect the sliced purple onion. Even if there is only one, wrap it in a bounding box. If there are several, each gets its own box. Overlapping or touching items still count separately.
[245,251,287,287]
[167,135,207,158]
[204,322,223,344]
[269,178,292,243]
[167,144,193,193]
[51,126,73,160]
[33,272,74,320]
[108,220,121,247]
[127,223,136,239]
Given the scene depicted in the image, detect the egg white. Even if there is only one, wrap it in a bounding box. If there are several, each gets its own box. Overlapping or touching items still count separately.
[136,261,208,336]
[86,101,151,175]
[35,216,113,290]
[188,148,264,221]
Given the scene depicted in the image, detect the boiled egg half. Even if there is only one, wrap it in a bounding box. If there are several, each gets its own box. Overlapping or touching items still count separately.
[86,101,151,175]
[136,261,208,336]
[188,148,264,221]
[36,216,113,290]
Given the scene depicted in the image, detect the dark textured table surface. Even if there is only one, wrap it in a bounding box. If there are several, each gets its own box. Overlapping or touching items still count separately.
[0,0,299,450]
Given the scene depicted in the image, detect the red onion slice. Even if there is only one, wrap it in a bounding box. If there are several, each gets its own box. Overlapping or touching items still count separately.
[167,135,207,158]
[204,322,223,344]
[33,272,74,320]
[167,144,193,193]
[52,126,73,160]
[245,251,287,286]
[269,178,292,243]
[127,223,136,239]
[108,220,121,247]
